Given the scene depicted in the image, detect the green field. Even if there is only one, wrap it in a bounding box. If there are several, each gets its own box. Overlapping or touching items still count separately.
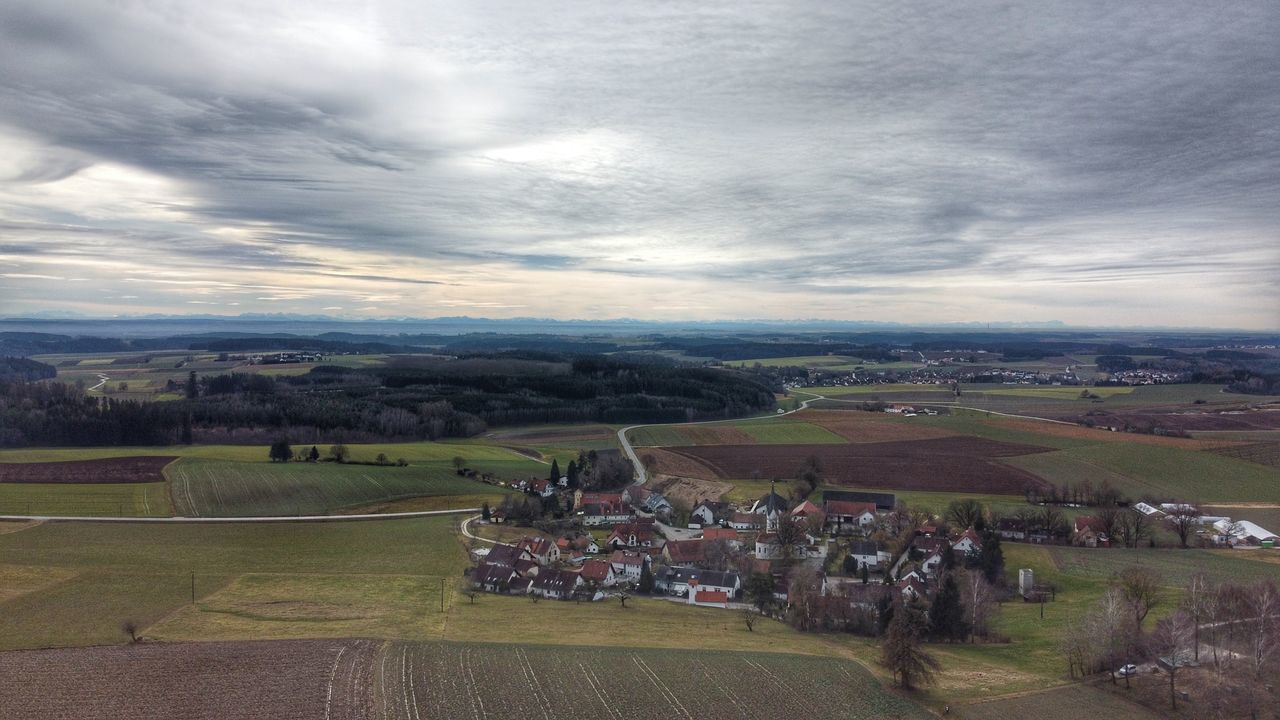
[168,457,522,517]
[955,684,1160,720]
[0,515,468,651]
[0,482,172,517]
[627,419,845,446]
[0,440,533,464]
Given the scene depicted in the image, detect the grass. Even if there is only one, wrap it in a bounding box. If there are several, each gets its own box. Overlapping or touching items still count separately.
[0,440,533,464]
[735,422,846,444]
[167,457,523,517]
[954,684,1161,719]
[1044,545,1280,586]
[0,515,468,651]
[0,482,173,517]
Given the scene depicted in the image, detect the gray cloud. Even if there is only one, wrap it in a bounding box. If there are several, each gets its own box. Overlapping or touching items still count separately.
[0,0,1277,327]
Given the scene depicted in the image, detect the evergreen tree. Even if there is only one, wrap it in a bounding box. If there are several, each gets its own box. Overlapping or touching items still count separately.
[186,370,198,399]
[977,531,1004,584]
[481,502,491,521]
[566,460,579,489]
[939,543,957,573]
[638,561,654,594]
[881,601,941,689]
[548,458,561,483]
[268,439,292,463]
[928,573,969,642]
[308,446,320,462]
[860,562,870,585]
[180,414,193,445]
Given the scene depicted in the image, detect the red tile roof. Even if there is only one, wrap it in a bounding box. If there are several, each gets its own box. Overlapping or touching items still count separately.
[701,527,737,540]
[694,589,728,604]
[580,559,613,583]
[824,500,876,516]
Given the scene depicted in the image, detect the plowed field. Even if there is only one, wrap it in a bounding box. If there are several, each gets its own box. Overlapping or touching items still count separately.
[666,437,1053,494]
[0,456,177,484]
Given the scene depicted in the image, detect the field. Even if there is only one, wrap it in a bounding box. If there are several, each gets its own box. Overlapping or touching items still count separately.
[1210,440,1280,467]
[167,458,520,517]
[954,684,1160,720]
[628,420,844,446]
[0,639,379,720]
[0,481,172,516]
[0,456,177,483]
[664,436,1053,494]
[0,639,931,720]
[0,516,468,651]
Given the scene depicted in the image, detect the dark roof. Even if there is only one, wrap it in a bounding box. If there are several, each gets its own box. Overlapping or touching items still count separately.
[655,567,739,588]
[848,540,879,556]
[473,563,516,586]
[485,544,531,567]
[532,569,581,593]
[755,489,789,514]
[823,490,895,511]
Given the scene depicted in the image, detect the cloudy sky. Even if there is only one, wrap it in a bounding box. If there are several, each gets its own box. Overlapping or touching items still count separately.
[1,1,1277,329]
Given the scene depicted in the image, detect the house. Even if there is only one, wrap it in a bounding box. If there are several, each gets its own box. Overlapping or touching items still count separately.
[790,500,826,528]
[483,543,536,568]
[530,568,582,600]
[687,587,729,608]
[846,540,881,570]
[625,486,673,515]
[751,484,791,531]
[729,512,765,531]
[471,563,517,592]
[513,558,541,578]
[579,559,618,587]
[654,567,740,597]
[576,491,625,511]
[690,500,729,528]
[607,520,657,549]
[755,532,827,560]
[527,478,556,498]
[700,527,739,546]
[993,517,1027,541]
[951,528,983,555]
[608,550,648,581]
[517,536,560,566]
[663,539,706,566]
[898,577,928,602]
[578,503,634,527]
[823,500,877,531]
[823,489,895,513]
[1072,517,1110,548]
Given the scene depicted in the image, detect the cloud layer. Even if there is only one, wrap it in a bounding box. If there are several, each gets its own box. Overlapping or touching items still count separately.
[1,1,1277,328]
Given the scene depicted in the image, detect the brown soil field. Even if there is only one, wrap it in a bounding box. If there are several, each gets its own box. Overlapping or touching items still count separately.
[985,418,1240,449]
[0,639,379,720]
[681,425,757,444]
[643,447,733,478]
[795,410,959,443]
[487,425,614,443]
[1079,409,1280,432]
[666,437,1053,494]
[1209,441,1280,467]
[0,456,177,484]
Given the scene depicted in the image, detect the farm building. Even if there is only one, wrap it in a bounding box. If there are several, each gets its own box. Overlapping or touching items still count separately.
[1213,519,1279,546]
[606,520,658,549]
[823,490,895,513]
[653,567,740,597]
[690,500,730,527]
[823,500,877,531]
[517,536,560,565]
[608,550,648,580]
[688,588,729,608]
[579,559,618,587]
[530,569,582,600]
[663,539,707,566]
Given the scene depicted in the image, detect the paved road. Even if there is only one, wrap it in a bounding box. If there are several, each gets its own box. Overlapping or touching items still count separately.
[616,390,825,485]
[0,507,480,524]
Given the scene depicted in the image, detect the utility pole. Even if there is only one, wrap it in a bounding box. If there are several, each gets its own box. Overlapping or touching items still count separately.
[440,578,445,612]
[191,572,196,604]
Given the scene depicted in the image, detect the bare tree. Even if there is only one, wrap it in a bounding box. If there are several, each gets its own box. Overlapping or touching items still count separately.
[1150,610,1195,710]
[1245,579,1279,682]
[1164,502,1202,548]
[1115,565,1162,630]
[741,608,757,632]
[1115,510,1152,549]
[1181,572,1210,663]
[1090,587,1137,686]
[774,514,808,559]
[961,570,999,641]
[121,620,139,643]
[616,590,631,608]
[945,498,984,531]
[1060,612,1095,679]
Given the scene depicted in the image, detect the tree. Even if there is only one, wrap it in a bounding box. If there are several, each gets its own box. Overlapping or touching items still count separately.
[1116,565,1161,630]
[774,514,808,559]
[881,601,941,690]
[745,572,776,612]
[186,370,198,399]
[1164,502,1201,548]
[616,591,631,608]
[1181,572,1210,663]
[481,502,491,521]
[1090,586,1138,686]
[375,452,389,466]
[637,561,654,594]
[640,453,657,478]
[928,573,969,642]
[976,531,1003,585]
[121,620,139,643]
[566,460,579,489]
[308,445,320,462]
[1116,511,1151,549]
[548,458,561,483]
[860,562,870,585]
[268,439,292,463]
[1150,610,1195,710]
[962,570,999,641]
[945,499,983,532]
[741,608,757,632]
[180,414,193,445]
[452,455,466,472]
[1245,579,1279,683]
[329,444,350,463]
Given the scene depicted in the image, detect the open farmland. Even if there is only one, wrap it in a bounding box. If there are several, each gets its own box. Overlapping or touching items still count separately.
[0,456,177,484]
[379,641,930,720]
[0,639,378,720]
[0,639,930,720]
[798,409,960,443]
[665,436,1053,494]
[167,458,521,517]
[1209,439,1280,467]
[0,481,172,516]
[955,684,1160,720]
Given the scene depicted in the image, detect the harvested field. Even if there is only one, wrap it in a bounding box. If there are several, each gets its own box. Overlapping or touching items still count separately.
[0,456,177,484]
[643,447,737,479]
[984,417,1237,449]
[1078,409,1280,433]
[630,424,757,446]
[1210,440,1280,467]
[797,410,959,443]
[0,639,379,720]
[487,425,614,443]
[666,437,1053,494]
[650,474,734,507]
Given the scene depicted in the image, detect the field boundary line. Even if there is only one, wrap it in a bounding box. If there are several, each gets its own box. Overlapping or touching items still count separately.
[0,507,480,523]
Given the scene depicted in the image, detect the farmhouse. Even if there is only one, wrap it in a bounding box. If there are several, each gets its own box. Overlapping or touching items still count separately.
[729,512,765,531]
[690,500,730,527]
[609,550,648,580]
[823,490,895,513]
[607,519,658,549]
[846,540,882,570]
[517,536,560,566]
[531,569,582,600]
[663,539,707,566]
[471,563,517,593]
[823,500,877,531]
[484,543,536,567]
[790,500,826,527]
[654,567,740,597]
[579,559,618,587]
[1071,517,1110,548]
[578,503,633,527]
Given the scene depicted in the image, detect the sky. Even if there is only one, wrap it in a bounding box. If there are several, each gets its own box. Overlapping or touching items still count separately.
[1,1,1278,330]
